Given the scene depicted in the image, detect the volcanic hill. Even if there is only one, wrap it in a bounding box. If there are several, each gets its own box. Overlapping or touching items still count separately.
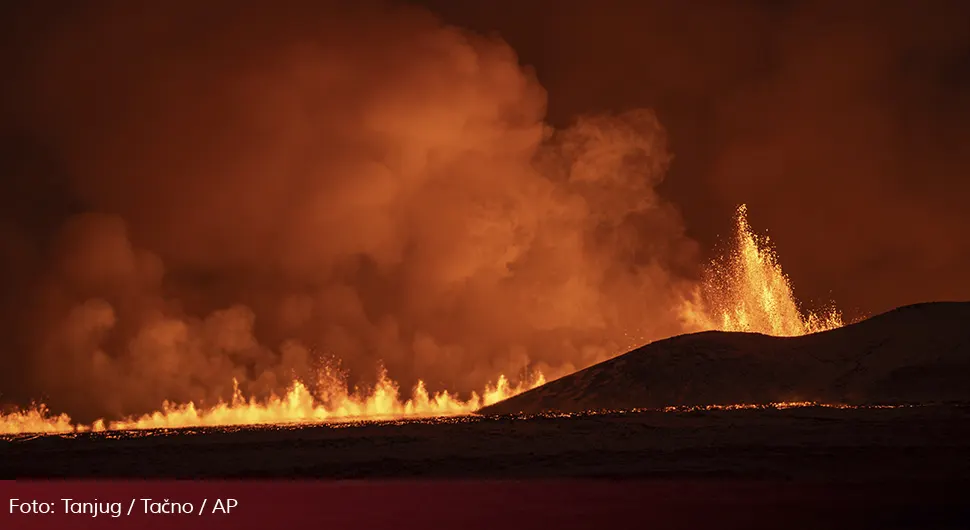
[480,301,970,415]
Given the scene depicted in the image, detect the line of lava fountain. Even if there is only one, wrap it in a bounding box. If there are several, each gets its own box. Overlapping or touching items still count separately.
[1,204,842,437]
[1,370,546,436]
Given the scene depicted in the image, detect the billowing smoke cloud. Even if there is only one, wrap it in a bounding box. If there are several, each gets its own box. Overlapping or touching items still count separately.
[0,1,700,421]
[426,0,970,318]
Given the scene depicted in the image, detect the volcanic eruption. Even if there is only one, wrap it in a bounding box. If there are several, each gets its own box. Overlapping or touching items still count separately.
[1,200,841,435]
[3,0,913,438]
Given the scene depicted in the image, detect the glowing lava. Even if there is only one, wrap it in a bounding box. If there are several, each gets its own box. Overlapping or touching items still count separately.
[1,204,842,437]
[680,204,843,336]
[1,370,545,436]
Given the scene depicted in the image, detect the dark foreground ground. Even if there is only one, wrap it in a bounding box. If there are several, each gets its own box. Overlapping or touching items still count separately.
[3,405,969,480]
[3,406,969,528]
[483,302,970,415]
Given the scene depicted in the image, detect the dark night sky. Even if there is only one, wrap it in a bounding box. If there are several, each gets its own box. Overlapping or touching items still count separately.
[0,0,968,417]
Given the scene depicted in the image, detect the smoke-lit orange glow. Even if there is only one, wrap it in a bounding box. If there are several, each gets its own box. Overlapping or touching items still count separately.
[681,204,844,336]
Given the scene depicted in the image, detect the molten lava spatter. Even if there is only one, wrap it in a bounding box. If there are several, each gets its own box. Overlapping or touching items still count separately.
[1,205,842,437]
[1,371,546,436]
[681,204,843,336]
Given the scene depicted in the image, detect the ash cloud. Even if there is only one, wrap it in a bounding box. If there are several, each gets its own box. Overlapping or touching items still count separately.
[0,1,699,420]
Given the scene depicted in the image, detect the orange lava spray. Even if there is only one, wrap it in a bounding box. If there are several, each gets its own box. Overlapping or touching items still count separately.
[680,204,843,336]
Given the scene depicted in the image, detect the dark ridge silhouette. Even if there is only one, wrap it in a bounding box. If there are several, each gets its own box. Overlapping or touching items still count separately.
[480,302,970,415]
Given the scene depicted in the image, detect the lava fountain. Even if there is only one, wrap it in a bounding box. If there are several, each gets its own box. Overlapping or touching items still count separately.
[1,205,841,436]
[680,204,844,336]
[0,369,546,436]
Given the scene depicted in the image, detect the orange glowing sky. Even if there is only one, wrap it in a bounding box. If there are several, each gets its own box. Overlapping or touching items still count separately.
[0,0,967,433]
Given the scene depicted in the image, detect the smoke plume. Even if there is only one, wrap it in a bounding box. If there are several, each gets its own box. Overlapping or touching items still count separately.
[0,1,701,421]
[425,0,970,317]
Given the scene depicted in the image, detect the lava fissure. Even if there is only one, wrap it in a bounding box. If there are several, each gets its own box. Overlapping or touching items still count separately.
[1,205,841,436]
